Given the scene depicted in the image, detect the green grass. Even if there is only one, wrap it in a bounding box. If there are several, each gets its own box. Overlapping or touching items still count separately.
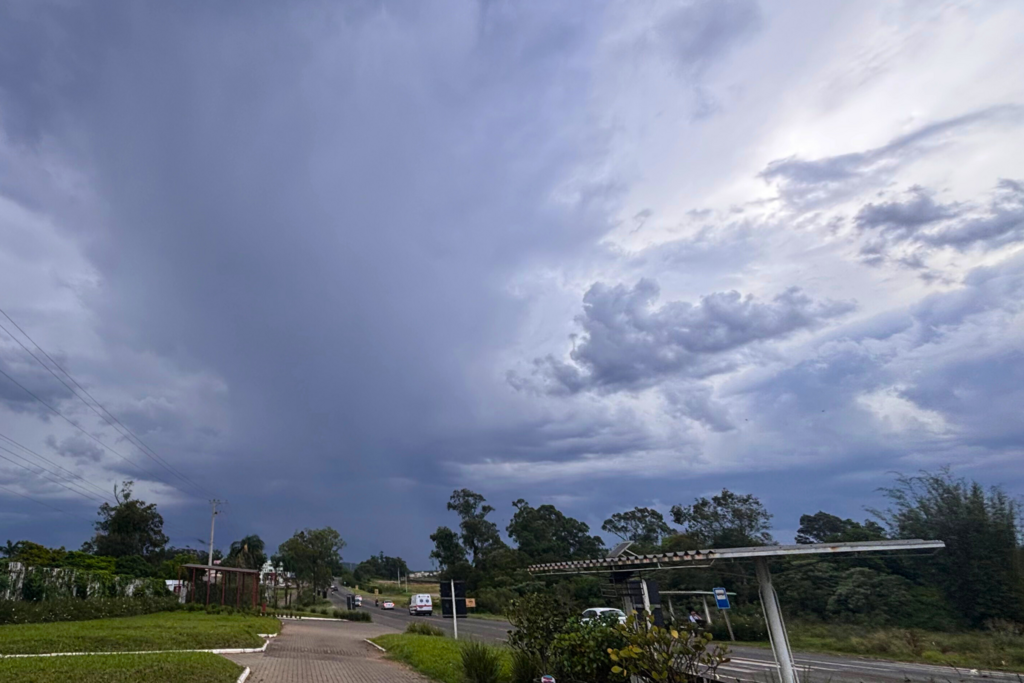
[0,652,243,683]
[736,621,1024,673]
[373,633,511,683]
[467,612,509,622]
[0,611,280,655]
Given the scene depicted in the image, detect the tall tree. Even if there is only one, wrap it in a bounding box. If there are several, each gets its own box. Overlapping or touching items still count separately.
[507,499,604,563]
[90,481,168,559]
[354,552,408,582]
[276,527,345,593]
[873,468,1024,626]
[602,507,673,548]
[429,526,468,572]
[795,512,886,544]
[225,534,267,570]
[670,489,773,547]
[447,489,504,565]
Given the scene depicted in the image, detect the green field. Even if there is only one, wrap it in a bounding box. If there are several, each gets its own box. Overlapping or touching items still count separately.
[373,633,511,683]
[0,611,280,655]
[0,652,243,683]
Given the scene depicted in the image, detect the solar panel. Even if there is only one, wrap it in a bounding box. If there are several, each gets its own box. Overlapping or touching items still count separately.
[606,541,634,558]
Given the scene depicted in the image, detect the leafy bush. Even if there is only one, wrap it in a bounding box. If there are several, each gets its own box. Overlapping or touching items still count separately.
[705,610,767,642]
[406,621,446,636]
[608,613,728,683]
[0,595,181,625]
[506,594,572,665]
[475,587,518,615]
[550,616,627,683]
[461,640,505,683]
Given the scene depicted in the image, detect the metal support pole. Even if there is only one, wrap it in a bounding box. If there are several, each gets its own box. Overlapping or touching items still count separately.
[451,579,458,640]
[722,608,736,642]
[640,579,651,613]
[667,597,676,621]
[207,500,221,567]
[755,558,797,683]
[702,596,713,625]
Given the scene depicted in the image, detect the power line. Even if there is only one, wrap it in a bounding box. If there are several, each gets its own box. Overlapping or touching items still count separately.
[0,481,96,525]
[0,444,109,505]
[0,311,216,499]
[0,431,116,501]
[0,364,198,499]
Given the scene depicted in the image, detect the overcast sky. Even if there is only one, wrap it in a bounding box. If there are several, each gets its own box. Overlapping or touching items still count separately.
[1,0,1022,566]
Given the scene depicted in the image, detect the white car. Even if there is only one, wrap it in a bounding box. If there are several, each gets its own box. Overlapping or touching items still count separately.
[381,600,395,610]
[581,607,627,625]
[354,595,362,607]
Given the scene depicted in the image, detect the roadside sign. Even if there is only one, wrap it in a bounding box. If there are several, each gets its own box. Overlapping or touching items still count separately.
[465,598,476,608]
[713,587,730,610]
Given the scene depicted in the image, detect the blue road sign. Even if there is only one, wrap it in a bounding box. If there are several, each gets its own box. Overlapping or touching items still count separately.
[713,587,730,610]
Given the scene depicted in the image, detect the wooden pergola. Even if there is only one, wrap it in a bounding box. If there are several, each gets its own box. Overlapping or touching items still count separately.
[179,564,261,610]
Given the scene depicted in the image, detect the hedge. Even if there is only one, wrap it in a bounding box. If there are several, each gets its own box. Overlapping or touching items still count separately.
[0,595,183,625]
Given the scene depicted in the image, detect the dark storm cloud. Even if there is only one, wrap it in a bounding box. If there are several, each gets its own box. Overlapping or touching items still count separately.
[0,349,74,417]
[529,278,855,393]
[760,105,1024,208]
[0,0,765,561]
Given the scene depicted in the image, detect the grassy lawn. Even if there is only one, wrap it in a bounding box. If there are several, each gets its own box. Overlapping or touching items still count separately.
[373,633,511,683]
[734,622,1024,673]
[0,652,243,683]
[0,611,280,655]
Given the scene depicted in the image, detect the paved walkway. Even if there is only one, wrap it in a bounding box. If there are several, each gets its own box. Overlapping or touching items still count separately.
[226,619,426,683]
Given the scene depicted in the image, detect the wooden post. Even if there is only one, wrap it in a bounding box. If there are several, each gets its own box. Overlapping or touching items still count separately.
[236,573,242,607]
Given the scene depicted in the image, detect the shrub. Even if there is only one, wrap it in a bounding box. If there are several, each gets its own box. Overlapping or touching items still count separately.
[461,640,505,683]
[0,595,181,625]
[608,613,729,683]
[550,616,627,683]
[509,649,544,683]
[406,621,446,637]
[336,609,370,622]
[506,594,573,665]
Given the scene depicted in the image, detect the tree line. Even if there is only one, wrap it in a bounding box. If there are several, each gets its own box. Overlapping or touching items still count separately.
[1,480,347,607]
[430,469,1024,630]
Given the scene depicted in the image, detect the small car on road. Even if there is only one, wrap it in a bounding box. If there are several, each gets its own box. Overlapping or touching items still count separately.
[381,600,394,610]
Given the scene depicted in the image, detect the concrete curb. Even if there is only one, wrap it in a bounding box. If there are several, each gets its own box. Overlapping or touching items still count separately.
[364,639,386,652]
[277,615,348,622]
[0,635,275,658]
[236,666,251,683]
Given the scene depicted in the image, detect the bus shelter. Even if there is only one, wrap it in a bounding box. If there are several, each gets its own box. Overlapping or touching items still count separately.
[529,538,944,683]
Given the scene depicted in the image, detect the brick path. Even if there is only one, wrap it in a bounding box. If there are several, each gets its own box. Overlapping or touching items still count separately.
[225,619,427,683]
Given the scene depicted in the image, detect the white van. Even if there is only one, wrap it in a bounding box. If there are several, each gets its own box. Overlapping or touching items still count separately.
[409,594,433,616]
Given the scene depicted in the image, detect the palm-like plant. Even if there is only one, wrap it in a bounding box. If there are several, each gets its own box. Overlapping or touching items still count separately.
[226,535,266,570]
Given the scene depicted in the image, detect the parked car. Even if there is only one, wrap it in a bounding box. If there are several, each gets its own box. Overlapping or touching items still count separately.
[581,607,626,625]
[330,585,337,592]
[381,600,394,610]
[354,595,362,607]
[408,593,433,616]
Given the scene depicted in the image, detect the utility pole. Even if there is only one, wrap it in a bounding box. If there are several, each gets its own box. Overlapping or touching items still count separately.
[208,500,223,567]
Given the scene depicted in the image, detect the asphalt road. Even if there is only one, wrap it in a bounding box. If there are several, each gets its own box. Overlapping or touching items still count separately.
[331,589,1019,682]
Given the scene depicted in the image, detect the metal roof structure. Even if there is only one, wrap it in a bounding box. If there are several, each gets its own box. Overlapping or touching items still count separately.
[181,563,260,574]
[527,538,945,574]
